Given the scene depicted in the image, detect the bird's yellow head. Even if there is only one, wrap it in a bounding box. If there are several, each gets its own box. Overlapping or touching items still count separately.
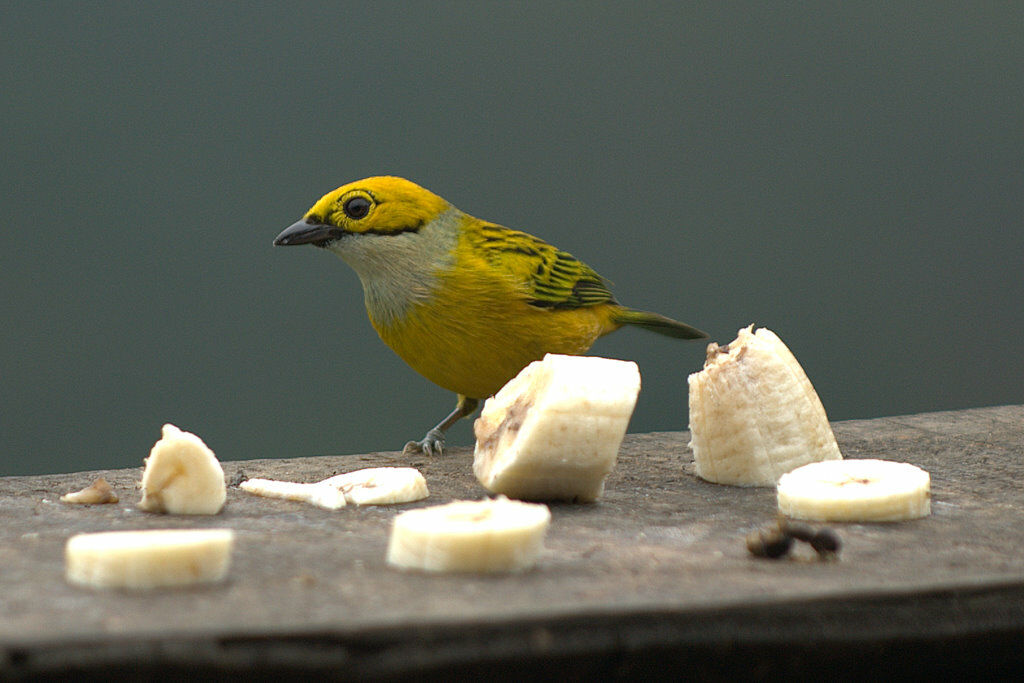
[275,176,450,247]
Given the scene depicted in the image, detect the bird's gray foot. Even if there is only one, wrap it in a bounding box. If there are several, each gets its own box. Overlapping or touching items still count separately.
[403,428,445,457]
[402,396,480,457]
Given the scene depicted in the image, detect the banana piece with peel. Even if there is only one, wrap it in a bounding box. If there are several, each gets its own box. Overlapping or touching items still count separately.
[778,459,931,522]
[65,529,235,590]
[473,353,641,502]
[386,496,550,573]
[138,424,226,514]
[688,325,842,486]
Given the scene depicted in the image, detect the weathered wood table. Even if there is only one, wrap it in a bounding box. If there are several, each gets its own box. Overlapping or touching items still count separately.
[2,406,1022,680]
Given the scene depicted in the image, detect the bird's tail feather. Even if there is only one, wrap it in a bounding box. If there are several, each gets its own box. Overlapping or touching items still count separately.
[611,308,708,340]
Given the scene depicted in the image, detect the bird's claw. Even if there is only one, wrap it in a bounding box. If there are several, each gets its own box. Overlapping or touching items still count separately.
[403,428,446,457]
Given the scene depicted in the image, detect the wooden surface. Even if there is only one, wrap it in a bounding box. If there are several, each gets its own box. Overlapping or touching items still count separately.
[1,405,1022,679]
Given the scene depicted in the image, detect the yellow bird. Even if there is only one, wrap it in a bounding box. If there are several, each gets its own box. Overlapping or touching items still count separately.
[274,176,706,455]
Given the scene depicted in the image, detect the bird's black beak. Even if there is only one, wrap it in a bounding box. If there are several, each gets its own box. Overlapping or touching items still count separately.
[273,219,345,247]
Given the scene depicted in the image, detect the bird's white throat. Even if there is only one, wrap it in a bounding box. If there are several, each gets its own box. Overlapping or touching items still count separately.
[327,208,461,326]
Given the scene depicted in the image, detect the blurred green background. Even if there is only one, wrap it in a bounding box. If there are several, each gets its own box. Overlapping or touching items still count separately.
[2,3,1022,475]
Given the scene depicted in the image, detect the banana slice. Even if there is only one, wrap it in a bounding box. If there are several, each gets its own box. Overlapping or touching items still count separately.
[688,325,842,486]
[239,478,348,509]
[386,496,550,573]
[65,529,235,590]
[321,467,429,505]
[777,459,931,522]
[473,353,641,502]
[138,424,226,515]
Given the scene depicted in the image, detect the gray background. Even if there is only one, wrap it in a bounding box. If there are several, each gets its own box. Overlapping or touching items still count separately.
[2,3,1022,476]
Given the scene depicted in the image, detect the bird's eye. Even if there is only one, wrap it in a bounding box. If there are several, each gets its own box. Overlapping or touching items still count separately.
[343,196,371,219]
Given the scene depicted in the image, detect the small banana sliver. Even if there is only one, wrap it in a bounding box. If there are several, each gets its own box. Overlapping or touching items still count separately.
[65,528,235,590]
[138,424,226,515]
[60,477,118,505]
[778,459,931,522]
[473,353,641,502]
[240,467,428,509]
[687,325,842,487]
[239,478,348,509]
[386,496,550,573]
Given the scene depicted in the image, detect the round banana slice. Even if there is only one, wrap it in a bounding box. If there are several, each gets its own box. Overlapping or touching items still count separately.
[386,496,550,573]
[65,528,235,590]
[777,459,931,522]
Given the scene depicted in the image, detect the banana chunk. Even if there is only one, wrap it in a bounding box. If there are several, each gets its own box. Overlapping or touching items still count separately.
[138,424,226,515]
[688,325,842,486]
[473,353,641,502]
[320,467,429,505]
[239,478,348,509]
[65,529,235,590]
[778,459,931,522]
[386,496,550,573]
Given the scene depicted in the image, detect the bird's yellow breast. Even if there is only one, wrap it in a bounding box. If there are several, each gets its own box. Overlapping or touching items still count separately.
[368,227,620,399]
